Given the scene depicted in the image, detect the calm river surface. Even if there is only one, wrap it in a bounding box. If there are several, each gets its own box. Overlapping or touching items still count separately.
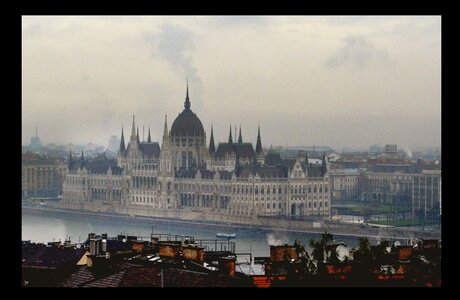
[22,208,379,258]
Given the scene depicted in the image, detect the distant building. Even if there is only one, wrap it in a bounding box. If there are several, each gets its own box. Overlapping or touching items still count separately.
[359,162,441,218]
[62,152,125,204]
[106,135,121,153]
[62,83,331,218]
[412,170,441,218]
[384,144,397,154]
[369,144,384,155]
[22,152,67,198]
[29,127,42,150]
[329,168,360,204]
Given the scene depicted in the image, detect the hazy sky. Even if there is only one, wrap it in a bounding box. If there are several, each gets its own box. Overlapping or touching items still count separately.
[22,16,441,150]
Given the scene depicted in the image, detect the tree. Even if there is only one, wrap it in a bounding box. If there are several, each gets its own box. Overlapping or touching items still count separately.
[351,237,374,284]
[294,240,315,278]
[308,231,334,277]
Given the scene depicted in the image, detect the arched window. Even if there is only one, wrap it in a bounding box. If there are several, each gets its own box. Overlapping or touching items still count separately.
[181,151,186,168]
[188,151,193,169]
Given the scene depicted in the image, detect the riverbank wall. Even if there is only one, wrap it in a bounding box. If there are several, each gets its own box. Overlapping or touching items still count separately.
[37,201,441,240]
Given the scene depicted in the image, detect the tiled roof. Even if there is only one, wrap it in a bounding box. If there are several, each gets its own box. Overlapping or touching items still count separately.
[369,163,440,174]
[265,152,282,165]
[81,270,127,288]
[239,165,287,178]
[215,143,255,159]
[305,165,323,178]
[120,267,162,287]
[69,155,121,174]
[283,159,297,171]
[22,245,86,269]
[60,266,96,287]
[106,239,130,252]
[140,142,161,158]
[121,266,238,287]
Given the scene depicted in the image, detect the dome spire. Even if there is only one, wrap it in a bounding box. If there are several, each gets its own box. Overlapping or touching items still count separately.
[184,78,191,111]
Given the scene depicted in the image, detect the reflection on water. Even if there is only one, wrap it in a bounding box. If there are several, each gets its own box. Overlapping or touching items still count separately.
[22,208,376,258]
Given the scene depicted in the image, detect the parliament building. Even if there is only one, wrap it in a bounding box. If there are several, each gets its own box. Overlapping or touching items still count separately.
[62,84,331,218]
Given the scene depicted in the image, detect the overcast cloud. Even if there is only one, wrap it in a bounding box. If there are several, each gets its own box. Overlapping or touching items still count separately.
[22,16,441,150]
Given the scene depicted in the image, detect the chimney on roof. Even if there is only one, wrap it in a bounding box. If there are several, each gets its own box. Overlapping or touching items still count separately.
[64,236,72,248]
[89,238,101,256]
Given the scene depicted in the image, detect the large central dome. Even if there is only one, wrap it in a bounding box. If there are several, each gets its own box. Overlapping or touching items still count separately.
[170,83,205,137]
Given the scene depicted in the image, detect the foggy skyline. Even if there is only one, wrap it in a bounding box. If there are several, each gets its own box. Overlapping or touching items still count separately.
[22,16,441,150]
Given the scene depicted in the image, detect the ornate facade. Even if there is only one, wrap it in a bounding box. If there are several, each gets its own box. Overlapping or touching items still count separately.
[62,83,331,217]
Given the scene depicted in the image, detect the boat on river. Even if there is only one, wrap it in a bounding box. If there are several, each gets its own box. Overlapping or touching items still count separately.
[216,233,236,239]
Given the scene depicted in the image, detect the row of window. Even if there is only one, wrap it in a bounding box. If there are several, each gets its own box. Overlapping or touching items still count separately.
[231,184,329,195]
[133,196,155,203]
[179,183,231,193]
[66,176,123,186]
[339,177,356,182]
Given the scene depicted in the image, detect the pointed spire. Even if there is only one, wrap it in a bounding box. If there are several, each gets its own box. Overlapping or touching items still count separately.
[137,126,140,144]
[119,126,126,153]
[209,124,215,154]
[305,150,309,165]
[163,114,168,140]
[68,149,73,170]
[228,124,233,144]
[147,127,152,143]
[256,124,262,154]
[184,79,191,111]
[80,150,85,169]
[238,126,242,144]
[130,115,136,142]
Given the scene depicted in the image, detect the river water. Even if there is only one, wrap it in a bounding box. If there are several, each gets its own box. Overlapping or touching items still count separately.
[24,208,394,275]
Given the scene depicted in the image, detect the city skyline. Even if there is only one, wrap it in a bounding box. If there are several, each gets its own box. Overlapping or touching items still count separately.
[22,16,441,150]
